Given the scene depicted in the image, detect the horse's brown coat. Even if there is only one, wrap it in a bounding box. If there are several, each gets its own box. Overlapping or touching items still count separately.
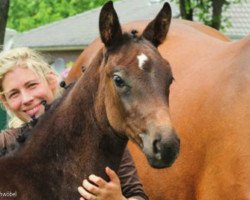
[67,10,250,200]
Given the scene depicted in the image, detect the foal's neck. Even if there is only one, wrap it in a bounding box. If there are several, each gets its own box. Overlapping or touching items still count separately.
[20,64,128,181]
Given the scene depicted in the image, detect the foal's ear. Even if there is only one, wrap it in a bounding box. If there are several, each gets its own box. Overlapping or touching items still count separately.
[99,1,123,48]
[142,2,172,47]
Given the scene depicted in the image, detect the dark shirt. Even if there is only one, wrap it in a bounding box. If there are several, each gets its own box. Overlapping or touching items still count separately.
[0,128,148,200]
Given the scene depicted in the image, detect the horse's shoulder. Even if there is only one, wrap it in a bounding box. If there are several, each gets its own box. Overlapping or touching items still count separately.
[172,19,230,42]
[122,19,230,42]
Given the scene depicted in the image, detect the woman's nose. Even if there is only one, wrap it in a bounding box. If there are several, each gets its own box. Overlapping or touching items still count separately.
[21,91,33,105]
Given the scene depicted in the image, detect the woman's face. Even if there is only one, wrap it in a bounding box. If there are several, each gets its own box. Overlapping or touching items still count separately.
[2,67,56,122]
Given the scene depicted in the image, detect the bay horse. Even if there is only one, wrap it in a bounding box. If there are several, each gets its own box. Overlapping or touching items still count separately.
[0,2,180,199]
[66,3,250,200]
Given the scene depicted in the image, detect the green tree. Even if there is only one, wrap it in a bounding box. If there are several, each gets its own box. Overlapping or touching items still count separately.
[171,0,246,30]
[0,0,10,50]
[7,0,118,32]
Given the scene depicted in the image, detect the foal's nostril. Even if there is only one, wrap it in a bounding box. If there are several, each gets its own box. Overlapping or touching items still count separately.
[153,134,162,154]
[142,130,180,168]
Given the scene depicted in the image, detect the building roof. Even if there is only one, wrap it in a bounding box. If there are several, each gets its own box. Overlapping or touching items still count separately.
[4,28,18,50]
[223,1,250,39]
[13,0,179,50]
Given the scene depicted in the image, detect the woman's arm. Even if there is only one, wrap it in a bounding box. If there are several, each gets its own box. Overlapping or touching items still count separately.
[118,147,148,200]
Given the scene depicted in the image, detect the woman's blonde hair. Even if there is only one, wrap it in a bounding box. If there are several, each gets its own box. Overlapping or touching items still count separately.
[0,47,62,128]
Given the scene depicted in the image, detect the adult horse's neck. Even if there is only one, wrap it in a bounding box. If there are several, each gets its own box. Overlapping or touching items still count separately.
[17,49,128,197]
[157,21,229,81]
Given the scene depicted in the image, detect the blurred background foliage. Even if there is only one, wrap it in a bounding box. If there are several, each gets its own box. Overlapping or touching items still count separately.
[7,0,119,32]
[170,0,247,30]
[0,107,7,130]
[7,0,248,32]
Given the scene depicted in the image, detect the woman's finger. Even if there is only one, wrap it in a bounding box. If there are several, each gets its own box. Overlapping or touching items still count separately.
[77,186,96,200]
[82,179,100,194]
[88,174,106,188]
[105,167,120,184]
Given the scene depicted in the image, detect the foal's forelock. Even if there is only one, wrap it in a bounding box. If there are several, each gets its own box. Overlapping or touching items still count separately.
[104,34,159,69]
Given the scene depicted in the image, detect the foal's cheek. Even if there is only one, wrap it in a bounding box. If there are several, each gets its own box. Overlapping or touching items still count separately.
[106,104,124,132]
[105,87,126,132]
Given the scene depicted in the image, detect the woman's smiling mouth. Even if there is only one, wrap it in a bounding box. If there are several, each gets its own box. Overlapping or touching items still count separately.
[24,104,42,117]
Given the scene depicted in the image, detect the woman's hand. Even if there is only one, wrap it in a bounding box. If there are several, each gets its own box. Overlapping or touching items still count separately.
[78,167,126,200]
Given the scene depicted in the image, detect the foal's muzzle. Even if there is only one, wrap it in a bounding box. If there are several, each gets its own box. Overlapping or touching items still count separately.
[141,128,180,169]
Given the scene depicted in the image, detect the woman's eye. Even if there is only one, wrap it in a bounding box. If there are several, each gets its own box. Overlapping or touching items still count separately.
[8,92,18,99]
[113,75,125,88]
[28,83,37,88]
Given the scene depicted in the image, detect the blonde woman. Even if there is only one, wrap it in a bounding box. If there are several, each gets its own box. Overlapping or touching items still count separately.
[0,47,148,200]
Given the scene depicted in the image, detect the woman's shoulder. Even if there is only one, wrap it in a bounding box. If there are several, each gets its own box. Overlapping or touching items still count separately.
[0,127,22,151]
[0,123,35,156]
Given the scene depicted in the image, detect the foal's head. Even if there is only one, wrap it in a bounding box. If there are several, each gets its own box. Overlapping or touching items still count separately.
[97,1,179,168]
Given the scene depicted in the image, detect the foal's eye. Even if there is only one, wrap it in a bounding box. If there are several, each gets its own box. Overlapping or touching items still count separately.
[113,75,125,88]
